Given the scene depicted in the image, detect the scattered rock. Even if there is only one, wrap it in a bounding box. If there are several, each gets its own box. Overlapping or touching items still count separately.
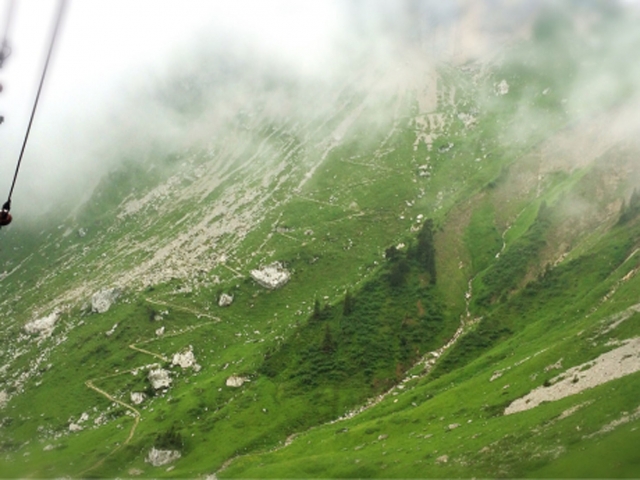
[506,338,640,415]
[91,288,121,313]
[226,375,248,388]
[78,228,87,237]
[558,401,593,420]
[447,423,461,431]
[436,454,449,464]
[172,346,199,369]
[544,358,563,372]
[584,405,640,438]
[496,79,509,95]
[128,468,143,476]
[155,326,165,337]
[24,312,60,338]
[0,390,7,409]
[378,434,388,440]
[457,112,477,128]
[69,423,83,432]
[218,293,234,307]
[130,392,146,405]
[145,447,181,467]
[94,413,107,426]
[105,323,118,336]
[438,142,454,153]
[148,368,172,390]
[250,262,290,289]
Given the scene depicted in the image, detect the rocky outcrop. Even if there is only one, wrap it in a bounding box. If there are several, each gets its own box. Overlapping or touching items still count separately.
[496,79,509,95]
[218,293,234,307]
[171,346,201,371]
[250,262,290,289]
[146,447,181,467]
[91,288,121,313]
[130,392,146,405]
[148,368,172,390]
[24,312,60,338]
[68,412,89,432]
[226,375,248,387]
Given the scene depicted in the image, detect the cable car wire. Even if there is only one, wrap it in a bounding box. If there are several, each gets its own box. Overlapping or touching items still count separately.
[6,0,67,210]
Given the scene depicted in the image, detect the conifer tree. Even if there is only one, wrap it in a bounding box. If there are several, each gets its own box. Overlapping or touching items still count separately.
[343,290,355,316]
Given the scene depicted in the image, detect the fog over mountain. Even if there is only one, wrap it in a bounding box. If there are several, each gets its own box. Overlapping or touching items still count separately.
[1,0,638,219]
[1,1,640,478]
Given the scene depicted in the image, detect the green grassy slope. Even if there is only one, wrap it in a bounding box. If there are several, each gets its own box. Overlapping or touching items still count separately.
[1,3,640,478]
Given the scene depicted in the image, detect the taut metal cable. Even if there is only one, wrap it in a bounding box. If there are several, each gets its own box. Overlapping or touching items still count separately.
[7,0,67,205]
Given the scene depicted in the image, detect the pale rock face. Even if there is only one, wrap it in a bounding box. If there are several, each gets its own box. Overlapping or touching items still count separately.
[172,347,197,369]
[226,375,247,387]
[146,447,181,467]
[91,288,121,313]
[250,262,290,289]
[148,368,172,390]
[94,413,107,426]
[69,423,83,432]
[218,293,234,307]
[24,312,60,338]
[130,392,146,405]
[496,79,509,95]
[155,326,165,336]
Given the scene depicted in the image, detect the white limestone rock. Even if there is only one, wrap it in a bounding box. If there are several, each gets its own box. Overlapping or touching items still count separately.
[91,288,121,313]
[24,312,60,338]
[146,447,181,467]
[148,368,172,390]
[496,79,509,95]
[226,375,248,388]
[130,392,146,405]
[0,390,8,409]
[250,262,290,289]
[172,346,197,369]
[94,413,107,426]
[155,326,165,336]
[218,293,234,307]
[69,423,83,432]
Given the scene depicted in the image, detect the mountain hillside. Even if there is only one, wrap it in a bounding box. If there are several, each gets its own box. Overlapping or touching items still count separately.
[1,1,640,478]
